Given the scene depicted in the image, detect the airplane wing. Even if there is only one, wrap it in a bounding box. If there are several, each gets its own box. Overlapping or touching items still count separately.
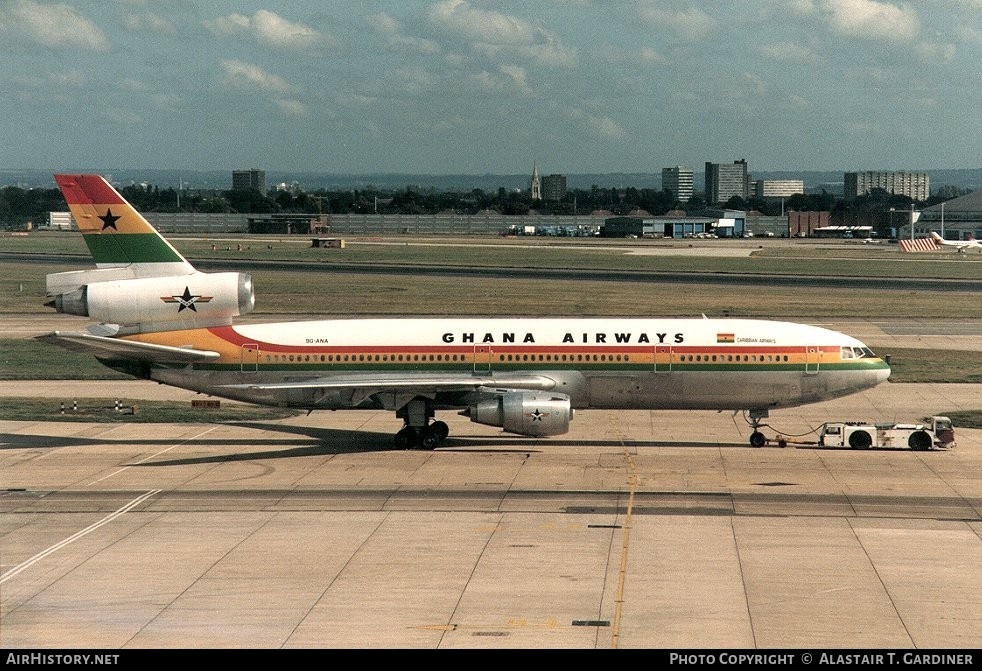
[223,372,558,397]
[38,331,220,363]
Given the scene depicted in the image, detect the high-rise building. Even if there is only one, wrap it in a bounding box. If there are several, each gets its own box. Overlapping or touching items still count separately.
[530,165,541,201]
[705,159,749,204]
[542,174,567,201]
[662,166,694,201]
[754,180,804,198]
[843,171,929,200]
[232,169,266,192]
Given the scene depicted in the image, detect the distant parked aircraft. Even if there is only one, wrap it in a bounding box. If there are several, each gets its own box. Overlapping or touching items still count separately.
[930,232,982,253]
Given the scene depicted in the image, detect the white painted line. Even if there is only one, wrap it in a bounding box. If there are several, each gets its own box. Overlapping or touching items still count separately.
[1,489,161,584]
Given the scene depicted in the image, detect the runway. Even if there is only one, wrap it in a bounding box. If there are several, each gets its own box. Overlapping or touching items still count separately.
[2,380,981,649]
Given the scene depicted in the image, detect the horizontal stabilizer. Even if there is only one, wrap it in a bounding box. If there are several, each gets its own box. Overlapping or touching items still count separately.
[38,331,220,363]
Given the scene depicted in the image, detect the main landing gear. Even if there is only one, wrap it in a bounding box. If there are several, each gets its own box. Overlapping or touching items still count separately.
[747,408,769,448]
[393,397,449,450]
[394,421,449,450]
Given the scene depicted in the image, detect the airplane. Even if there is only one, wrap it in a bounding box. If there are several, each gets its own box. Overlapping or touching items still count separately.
[929,231,982,253]
[40,174,892,449]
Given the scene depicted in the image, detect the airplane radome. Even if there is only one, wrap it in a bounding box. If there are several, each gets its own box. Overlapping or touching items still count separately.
[41,174,892,449]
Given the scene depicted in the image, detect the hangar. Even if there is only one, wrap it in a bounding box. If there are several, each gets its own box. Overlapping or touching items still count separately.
[602,210,748,238]
[913,190,982,241]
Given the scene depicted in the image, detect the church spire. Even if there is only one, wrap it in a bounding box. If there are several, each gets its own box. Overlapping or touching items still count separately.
[530,163,541,201]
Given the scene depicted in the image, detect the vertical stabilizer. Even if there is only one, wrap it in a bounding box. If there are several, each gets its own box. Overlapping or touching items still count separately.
[54,174,195,276]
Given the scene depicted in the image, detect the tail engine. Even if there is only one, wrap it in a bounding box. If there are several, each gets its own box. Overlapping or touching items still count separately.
[46,272,254,331]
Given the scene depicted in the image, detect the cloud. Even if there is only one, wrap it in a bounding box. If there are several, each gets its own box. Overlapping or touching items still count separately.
[428,0,537,44]
[123,11,175,34]
[204,9,322,49]
[1,0,109,51]
[366,11,441,54]
[754,41,822,65]
[427,0,575,66]
[274,99,309,117]
[820,0,920,42]
[468,65,530,93]
[636,4,715,40]
[568,108,626,139]
[220,59,291,92]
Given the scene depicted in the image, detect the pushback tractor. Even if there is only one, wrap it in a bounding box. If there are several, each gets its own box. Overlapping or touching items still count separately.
[818,416,955,450]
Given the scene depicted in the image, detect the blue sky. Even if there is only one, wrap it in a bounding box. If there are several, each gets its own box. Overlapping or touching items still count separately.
[1,0,979,175]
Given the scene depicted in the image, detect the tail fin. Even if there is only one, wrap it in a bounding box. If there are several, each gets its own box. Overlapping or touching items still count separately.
[54,174,195,275]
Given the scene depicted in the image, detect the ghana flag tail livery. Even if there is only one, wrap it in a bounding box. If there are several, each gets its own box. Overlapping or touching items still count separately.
[46,174,254,335]
[54,174,194,273]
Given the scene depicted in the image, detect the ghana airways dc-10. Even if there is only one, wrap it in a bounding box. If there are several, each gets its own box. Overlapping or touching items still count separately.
[42,174,891,448]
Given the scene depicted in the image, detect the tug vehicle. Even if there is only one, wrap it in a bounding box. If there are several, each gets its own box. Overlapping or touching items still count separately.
[819,416,955,450]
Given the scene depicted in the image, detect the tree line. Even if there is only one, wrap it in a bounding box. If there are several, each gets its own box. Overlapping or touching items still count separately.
[0,180,970,229]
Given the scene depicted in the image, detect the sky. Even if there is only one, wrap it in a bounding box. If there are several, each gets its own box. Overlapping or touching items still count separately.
[1,0,980,176]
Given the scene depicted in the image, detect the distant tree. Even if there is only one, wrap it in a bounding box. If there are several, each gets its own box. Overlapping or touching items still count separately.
[684,195,705,211]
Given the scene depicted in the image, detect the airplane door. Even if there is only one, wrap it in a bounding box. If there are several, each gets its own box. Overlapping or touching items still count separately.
[241,343,259,373]
[654,345,672,372]
[473,345,491,373]
[804,345,820,375]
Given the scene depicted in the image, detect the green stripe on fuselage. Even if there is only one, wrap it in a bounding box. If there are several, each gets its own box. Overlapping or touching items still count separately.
[82,233,184,264]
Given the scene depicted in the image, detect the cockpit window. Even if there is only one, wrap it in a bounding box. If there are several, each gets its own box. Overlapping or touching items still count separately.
[841,346,878,359]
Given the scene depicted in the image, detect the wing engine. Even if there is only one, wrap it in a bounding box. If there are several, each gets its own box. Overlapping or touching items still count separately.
[462,391,573,437]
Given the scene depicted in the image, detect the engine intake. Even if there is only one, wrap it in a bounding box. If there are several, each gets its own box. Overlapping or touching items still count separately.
[464,391,572,437]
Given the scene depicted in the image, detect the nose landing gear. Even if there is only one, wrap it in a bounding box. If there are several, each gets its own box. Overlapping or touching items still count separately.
[748,409,769,447]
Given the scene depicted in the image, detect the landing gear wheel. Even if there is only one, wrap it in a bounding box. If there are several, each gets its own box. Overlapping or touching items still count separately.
[419,427,441,450]
[394,427,418,450]
[430,420,449,441]
[746,409,769,448]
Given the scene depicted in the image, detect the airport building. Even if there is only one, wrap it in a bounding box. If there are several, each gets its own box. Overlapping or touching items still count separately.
[45,212,74,230]
[909,189,982,240]
[232,169,266,193]
[661,166,694,201]
[603,209,748,238]
[843,171,929,200]
[705,159,750,204]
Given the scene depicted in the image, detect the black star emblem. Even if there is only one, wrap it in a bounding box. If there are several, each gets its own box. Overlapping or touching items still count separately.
[161,286,213,312]
[99,208,121,231]
[530,409,543,421]
[173,287,200,312]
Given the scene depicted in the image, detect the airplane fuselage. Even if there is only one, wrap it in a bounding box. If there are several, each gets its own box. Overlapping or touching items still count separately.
[120,317,890,413]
